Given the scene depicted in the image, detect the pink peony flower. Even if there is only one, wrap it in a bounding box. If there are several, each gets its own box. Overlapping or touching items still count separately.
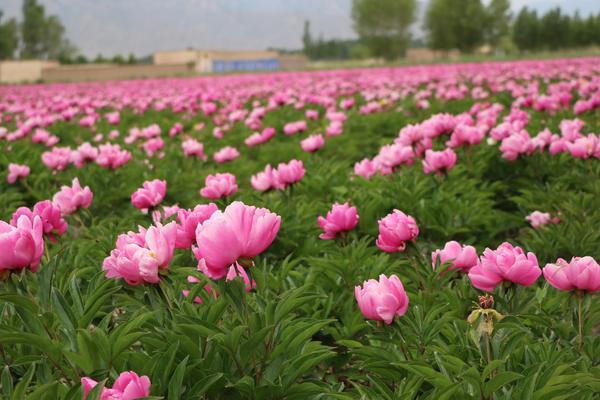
[431,241,478,273]
[103,222,177,285]
[71,143,98,168]
[355,274,409,324]
[525,211,557,229]
[199,173,238,200]
[468,242,541,292]
[276,159,305,186]
[376,210,419,252]
[182,138,207,160]
[422,148,457,175]
[175,204,219,249]
[52,178,93,216]
[7,163,30,184]
[11,200,68,242]
[213,146,240,163]
[354,158,377,179]
[300,134,325,153]
[0,215,44,273]
[543,257,600,293]
[131,179,166,212]
[251,164,283,192]
[41,147,72,171]
[81,371,151,400]
[317,202,359,240]
[193,201,281,279]
[96,144,131,169]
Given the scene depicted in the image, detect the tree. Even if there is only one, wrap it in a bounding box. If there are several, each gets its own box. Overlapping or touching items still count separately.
[20,0,77,59]
[513,7,540,51]
[485,0,511,48]
[127,53,137,64]
[425,0,487,53]
[112,54,126,64]
[0,11,19,60]
[21,0,46,58]
[352,0,417,60]
[302,20,313,57]
[540,8,571,50]
[94,53,107,63]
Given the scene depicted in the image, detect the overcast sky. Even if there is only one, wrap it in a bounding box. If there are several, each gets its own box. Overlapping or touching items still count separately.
[2,0,599,57]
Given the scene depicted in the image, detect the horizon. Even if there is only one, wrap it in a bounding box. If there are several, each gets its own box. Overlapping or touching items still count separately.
[2,0,599,58]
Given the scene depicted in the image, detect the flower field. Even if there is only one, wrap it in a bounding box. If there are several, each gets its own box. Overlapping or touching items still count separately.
[1,57,600,399]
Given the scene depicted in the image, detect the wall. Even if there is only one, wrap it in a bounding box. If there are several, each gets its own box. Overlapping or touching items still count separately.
[0,60,59,83]
[279,55,309,70]
[153,50,197,65]
[405,48,461,62]
[41,64,193,82]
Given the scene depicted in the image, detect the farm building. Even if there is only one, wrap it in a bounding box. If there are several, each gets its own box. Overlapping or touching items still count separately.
[153,49,282,73]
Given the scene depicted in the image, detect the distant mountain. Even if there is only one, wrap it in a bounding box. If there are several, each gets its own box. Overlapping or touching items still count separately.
[2,0,598,57]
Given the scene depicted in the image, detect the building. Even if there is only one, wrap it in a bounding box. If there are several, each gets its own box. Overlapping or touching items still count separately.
[153,49,281,73]
[0,60,59,83]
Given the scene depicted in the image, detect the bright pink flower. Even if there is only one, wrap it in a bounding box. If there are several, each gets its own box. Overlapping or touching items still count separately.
[305,109,319,120]
[142,138,164,158]
[354,158,377,179]
[96,144,131,169]
[0,215,44,273]
[376,210,419,252]
[341,98,355,110]
[105,112,120,125]
[81,371,151,400]
[193,201,281,279]
[283,121,307,136]
[245,127,276,147]
[103,222,177,285]
[251,164,283,191]
[12,200,68,242]
[7,163,30,184]
[175,203,218,249]
[131,179,166,212]
[355,274,409,324]
[376,144,414,169]
[422,148,457,174]
[317,202,359,240]
[543,257,600,292]
[52,178,93,216]
[567,134,598,159]
[525,211,553,229]
[71,143,98,168]
[169,122,183,137]
[41,147,72,171]
[468,242,541,292]
[300,134,325,152]
[182,138,207,160]
[199,173,238,200]
[446,124,485,147]
[431,241,478,273]
[213,146,240,163]
[499,131,535,161]
[79,115,97,128]
[276,160,305,186]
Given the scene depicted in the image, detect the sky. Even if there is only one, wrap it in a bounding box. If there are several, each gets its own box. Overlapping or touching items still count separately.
[2,0,599,57]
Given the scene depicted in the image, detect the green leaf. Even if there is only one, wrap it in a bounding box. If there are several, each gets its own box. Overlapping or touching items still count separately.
[12,363,36,400]
[167,356,188,400]
[484,371,523,397]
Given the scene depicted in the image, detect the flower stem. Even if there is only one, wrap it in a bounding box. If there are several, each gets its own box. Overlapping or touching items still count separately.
[577,292,584,351]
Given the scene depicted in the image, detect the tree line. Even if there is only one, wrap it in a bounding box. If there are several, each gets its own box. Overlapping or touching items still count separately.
[0,0,140,64]
[303,0,600,61]
[0,0,76,61]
